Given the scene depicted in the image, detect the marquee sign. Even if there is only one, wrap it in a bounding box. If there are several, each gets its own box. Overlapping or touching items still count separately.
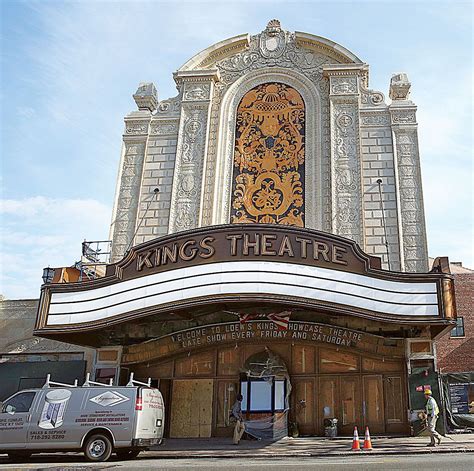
[35,225,455,335]
[120,320,406,365]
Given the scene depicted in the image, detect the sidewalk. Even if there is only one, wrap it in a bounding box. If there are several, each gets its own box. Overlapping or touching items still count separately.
[147,434,474,458]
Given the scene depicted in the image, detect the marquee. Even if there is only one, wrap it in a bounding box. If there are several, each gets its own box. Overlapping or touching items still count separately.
[35,225,455,334]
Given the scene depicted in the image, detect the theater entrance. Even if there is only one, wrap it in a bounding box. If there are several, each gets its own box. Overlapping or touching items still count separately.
[127,320,410,437]
[291,349,408,435]
[169,379,214,438]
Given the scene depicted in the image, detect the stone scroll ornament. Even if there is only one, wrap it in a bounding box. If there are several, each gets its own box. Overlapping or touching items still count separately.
[230,82,305,226]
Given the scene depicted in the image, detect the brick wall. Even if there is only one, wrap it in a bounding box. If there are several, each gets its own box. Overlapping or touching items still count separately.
[134,135,177,245]
[436,272,474,373]
[361,127,401,271]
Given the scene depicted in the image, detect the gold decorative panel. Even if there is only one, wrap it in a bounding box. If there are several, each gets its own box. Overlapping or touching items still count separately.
[231,83,305,226]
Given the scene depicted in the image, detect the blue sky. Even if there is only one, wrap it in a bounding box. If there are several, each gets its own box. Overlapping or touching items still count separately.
[1,0,472,299]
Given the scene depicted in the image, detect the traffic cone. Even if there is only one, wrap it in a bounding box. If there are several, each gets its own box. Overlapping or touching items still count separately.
[363,426,373,450]
[351,426,361,451]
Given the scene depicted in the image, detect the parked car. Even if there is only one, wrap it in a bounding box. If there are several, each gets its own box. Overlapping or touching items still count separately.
[0,373,164,462]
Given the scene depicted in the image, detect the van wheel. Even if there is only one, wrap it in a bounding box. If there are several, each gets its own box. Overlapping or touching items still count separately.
[116,449,141,460]
[84,434,113,462]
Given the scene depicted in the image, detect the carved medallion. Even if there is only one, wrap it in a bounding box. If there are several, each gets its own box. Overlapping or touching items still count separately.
[231,83,305,226]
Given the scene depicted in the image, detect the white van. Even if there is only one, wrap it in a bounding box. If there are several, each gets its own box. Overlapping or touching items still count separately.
[0,373,164,462]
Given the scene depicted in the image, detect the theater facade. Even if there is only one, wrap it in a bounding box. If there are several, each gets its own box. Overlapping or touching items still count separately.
[35,21,456,438]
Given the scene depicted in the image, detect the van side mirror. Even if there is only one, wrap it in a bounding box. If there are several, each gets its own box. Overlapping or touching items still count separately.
[5,404,16,414]
[0,401,3,412]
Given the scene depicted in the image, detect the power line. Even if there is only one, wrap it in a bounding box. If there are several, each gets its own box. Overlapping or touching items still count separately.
[125,188,160,253]
[376,179,391,270]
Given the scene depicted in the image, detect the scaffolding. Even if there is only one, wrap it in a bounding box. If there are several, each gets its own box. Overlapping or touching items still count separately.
[78,239,112,281]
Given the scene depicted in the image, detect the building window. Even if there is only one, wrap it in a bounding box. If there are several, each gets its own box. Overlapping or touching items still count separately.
[450,317,465,338]
[241,378,286,413]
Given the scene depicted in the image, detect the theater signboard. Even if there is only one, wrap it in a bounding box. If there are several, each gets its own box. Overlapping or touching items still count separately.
[36,225,454,333]
[35,225,456,437]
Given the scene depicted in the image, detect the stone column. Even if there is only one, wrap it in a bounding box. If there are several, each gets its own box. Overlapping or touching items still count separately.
[324,66,365,246]
[389,74,429,272]
[168,70,220,233]
[110,84,157,262]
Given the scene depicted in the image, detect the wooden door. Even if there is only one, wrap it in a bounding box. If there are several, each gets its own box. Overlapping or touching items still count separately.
[363,375,385,434]
[340,376,361,435]
[170,379,213,437]
[319,376,339,435]
[292,378,315,435]
[384,375,408,434]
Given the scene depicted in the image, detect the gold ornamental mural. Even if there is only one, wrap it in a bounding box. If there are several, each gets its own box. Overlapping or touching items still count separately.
[231,83,305,226]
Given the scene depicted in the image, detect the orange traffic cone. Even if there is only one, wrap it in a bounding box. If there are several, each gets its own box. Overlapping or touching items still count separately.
[351,426,361,451]
[363,426,373,450]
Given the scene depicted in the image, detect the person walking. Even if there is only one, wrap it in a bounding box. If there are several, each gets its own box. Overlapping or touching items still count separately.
[424,389,442,446]
[231,393,245,445]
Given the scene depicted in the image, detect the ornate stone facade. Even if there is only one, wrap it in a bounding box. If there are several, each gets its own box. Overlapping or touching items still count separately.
[109,20,430,272]
[110,141,146,261]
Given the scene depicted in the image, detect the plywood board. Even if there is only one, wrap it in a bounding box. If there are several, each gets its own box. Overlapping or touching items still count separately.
[170,379,214,437]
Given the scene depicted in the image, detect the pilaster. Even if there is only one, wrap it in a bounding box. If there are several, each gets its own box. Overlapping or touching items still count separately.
[168,70,220,233]
[324,65,366,246]
[389,74,429,272]
[110,110,151,262]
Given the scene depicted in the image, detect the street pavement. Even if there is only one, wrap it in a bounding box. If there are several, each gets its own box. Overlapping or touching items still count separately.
[0,454,473,470]
[0,434,473,469]
[150,433,474,457]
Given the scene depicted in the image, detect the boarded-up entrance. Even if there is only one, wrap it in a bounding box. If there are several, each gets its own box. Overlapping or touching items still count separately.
[363,375,385,434]
[169,379,213,438]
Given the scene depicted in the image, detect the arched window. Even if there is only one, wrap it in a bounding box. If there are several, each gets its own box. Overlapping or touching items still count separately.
[230,83,305,226]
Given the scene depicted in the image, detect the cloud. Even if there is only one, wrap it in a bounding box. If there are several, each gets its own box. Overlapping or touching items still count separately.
[0,197,111,299]
[16,106,36,118]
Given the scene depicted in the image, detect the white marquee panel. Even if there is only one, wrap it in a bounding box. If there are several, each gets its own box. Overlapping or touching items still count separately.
[46,261,439,326]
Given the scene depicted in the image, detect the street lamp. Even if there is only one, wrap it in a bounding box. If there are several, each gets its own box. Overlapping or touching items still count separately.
[42,266,55,284]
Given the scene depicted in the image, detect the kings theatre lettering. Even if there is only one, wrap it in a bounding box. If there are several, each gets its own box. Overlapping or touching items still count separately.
[125,226,359,279]
[226,233,348,265]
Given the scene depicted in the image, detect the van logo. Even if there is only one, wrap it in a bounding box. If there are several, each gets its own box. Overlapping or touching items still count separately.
[89,391,129,407]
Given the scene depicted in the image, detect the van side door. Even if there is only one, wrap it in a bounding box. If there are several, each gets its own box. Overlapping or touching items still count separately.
[0,391,37,449]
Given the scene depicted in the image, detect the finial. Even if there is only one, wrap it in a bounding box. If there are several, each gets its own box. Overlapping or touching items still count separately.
[389,73,411,101]
[133,82,158,112]
[265,19,281,36]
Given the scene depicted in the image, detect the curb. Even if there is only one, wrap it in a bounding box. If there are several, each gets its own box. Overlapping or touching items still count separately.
[143,448,474,459]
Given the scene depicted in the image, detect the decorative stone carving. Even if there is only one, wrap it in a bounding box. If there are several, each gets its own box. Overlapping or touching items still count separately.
[392,127,428,272]
[125,121,149,135]
[331,77,358,95]
[111,143,146,261]
[184,84,211,101]
[331,101,363,244]
[324,65,365,244]
[259,19,287,58]
[133,82,158,112]
[391,109,416,124]
[360,112,390,126]
[217,24,330,85]
[199,22,334,232]
[389,73,411,101]
[169,103,211,232]
[157,96,181,117]
[360,83,385,106]
[150,119,179,135]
